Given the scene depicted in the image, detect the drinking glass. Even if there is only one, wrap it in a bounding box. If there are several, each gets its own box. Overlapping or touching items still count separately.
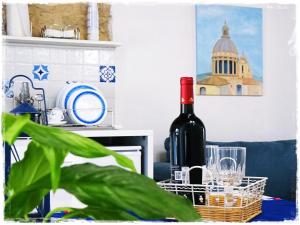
[215,147,246,186]
[204,145,219,184]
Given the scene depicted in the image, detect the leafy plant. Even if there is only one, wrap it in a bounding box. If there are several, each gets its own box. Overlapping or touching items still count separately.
[2,113,200,222]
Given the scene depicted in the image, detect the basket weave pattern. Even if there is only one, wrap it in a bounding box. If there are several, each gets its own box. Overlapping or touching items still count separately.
[158,177,267,222]
[196,199,262,222]
[28,3,111,40]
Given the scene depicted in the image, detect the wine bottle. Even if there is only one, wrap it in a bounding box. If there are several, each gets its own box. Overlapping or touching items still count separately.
[170,77,206,184]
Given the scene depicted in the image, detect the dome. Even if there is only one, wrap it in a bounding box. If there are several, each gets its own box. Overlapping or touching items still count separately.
[213,38,238,54]
[212,22,238,54]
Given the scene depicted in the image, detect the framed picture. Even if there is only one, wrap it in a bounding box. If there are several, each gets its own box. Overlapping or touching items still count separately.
[195,5,263,96]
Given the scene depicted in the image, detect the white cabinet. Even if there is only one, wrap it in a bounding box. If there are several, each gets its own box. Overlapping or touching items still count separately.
[62,146,142,173]
[51,146,142,209]
[11,129,153,210]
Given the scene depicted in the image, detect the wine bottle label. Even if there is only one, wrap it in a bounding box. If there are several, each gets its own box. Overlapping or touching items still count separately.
[181,167,190,184]
[174,170,182,181]
[171,166,190,183]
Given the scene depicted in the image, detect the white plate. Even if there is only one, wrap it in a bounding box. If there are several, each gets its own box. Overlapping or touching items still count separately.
[67,88,107,126]
[61,83,96,109]
[56,83,102,124]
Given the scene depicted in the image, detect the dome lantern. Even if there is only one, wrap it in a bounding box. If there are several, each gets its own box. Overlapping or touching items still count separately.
[222,21,230,38]
[212,21,238,54]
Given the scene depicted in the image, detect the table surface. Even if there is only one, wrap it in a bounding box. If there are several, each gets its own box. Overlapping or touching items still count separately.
[251,197,296,222]
[51,197,297,222]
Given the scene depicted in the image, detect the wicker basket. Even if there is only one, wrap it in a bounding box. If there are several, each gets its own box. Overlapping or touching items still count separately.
[158,176,267,222]
[28,3,112,41]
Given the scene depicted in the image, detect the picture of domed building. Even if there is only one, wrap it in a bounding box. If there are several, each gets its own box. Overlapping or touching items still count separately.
[196,21,262,96]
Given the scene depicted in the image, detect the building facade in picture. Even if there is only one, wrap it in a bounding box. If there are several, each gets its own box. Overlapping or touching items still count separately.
[196,5,263,96]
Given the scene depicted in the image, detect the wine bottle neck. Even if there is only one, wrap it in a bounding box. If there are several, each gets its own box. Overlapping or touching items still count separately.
[181,104,194,114]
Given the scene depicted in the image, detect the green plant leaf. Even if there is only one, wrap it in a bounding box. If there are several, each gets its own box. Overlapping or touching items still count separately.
[22,119,136,172]
[2,113,135,172]
[6,162,200,221]
[1,113,30,145]
[6,141,50,195]
[5,141,52,218]
[3,114,200,221]
[59,164,200,222]
[5,189,50,220]
[41,145,68,191]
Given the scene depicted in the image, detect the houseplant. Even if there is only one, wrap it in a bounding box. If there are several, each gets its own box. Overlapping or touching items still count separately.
[2,113,200,222]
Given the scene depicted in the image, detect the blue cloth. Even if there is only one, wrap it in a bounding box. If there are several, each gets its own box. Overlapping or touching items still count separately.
[158,138,297,200]
[154,162,170,181]
[252,199,297,221]
[51,199,296,222]
[51,211,177,222]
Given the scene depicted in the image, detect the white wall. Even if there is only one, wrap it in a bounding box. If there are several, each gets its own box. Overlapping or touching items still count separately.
[112,4,297,161]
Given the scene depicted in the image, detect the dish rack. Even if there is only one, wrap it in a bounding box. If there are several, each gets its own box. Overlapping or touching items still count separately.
[158,176,267,222]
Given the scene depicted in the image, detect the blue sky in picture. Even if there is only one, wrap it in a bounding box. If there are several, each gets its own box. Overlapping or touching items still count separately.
[196,5,263,80]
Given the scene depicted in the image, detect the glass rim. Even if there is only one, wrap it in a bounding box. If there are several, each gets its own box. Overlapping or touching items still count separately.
[217,146,246,151]
[205,145,219,148]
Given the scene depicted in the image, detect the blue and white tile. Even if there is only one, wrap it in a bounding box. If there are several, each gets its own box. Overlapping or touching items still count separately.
[84,50,99,65]
[50,48,66,64]
[32,64,49,81]
[66,49,83,65]
[32,47,50,64]
[2,79,14,98]
[99,65,116,83]
[15,46,32,63]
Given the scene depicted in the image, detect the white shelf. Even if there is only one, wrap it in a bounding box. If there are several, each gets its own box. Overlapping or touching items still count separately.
[64,128,153,138]
[2,35,121,49]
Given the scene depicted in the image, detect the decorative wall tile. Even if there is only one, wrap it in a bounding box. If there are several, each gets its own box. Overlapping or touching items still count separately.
[32,47,50,64]
[4,45,117,120]
[32,64,49,81]
[50,48,66,64]
[100,65,116,83]
[15,46,32,63]
[2,79,14,98]
[66,49,83,64]
[84,50,99,65]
